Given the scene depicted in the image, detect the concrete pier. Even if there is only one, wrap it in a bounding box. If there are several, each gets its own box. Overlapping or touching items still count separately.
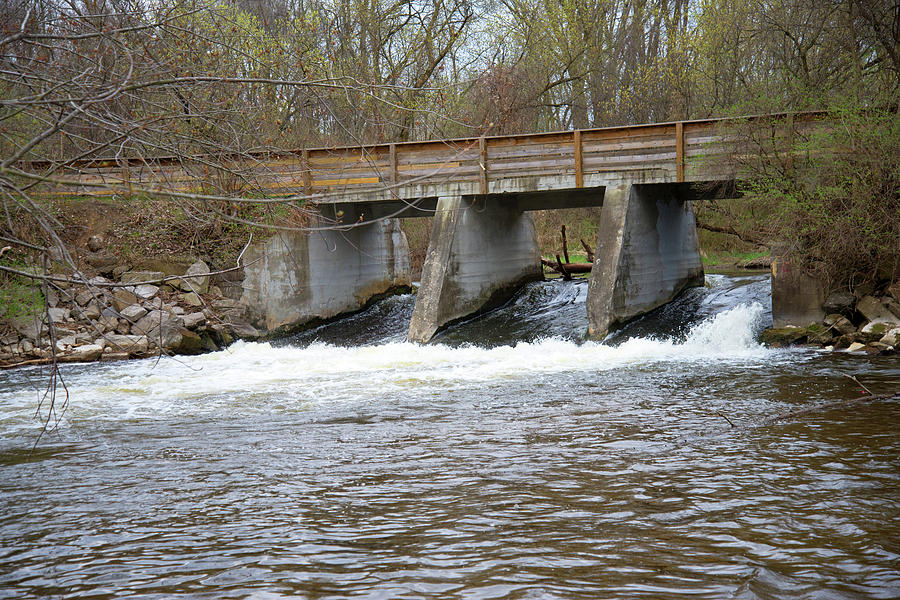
[586,183,704,339]
[408,196,543,343]
[241,206,411,335]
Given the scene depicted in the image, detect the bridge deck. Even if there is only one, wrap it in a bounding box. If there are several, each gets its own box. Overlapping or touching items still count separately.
[27,112,825,203]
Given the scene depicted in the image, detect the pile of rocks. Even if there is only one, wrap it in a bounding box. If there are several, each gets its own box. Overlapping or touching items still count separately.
[0,260,259,367]
[762,283,900,354]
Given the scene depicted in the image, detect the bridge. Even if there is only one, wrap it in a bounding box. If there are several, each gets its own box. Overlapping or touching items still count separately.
[32,112,826,342]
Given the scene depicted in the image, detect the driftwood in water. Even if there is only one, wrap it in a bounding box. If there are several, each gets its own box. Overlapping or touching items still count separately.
[580,239,595,262]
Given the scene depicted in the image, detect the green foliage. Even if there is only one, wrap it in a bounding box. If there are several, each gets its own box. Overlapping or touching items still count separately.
[743,102,900,288]
[0,276,44,321]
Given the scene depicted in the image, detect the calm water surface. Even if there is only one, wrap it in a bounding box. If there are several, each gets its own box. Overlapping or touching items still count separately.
[1,275,898,599]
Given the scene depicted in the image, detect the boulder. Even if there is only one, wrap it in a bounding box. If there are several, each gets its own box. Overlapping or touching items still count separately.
[47,307,70,323]
[857,295,899,325]
[120,303,148,321]
[885,298,900,320]
[888,282,900,304]
[880,327,900,347]
[824,314,856,336]
[178,260,211,294]
[11,314,43,340]
[133,310,183,350]
[182,312,206,329]
[760,326,807,347]
[175,328,204,355]
[97,315,118,332]
[180,292,203,307]
[75,288,95,306]
[846,342,866,352]
[82,301,101,320]
[84,252,118,275]
[59,344,103,362]
[228,320,260,340]
[133,284,159,300]
[859,321,894,343]
[45,287,59,308]
[822,290,856,316]
[111,288,138,311]
[120,270,165,285]
[805,323,833,345]
[103,334,149,355]
[87,235,104,252]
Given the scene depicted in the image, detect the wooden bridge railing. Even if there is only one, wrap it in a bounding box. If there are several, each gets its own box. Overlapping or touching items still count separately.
[23,111,828,201]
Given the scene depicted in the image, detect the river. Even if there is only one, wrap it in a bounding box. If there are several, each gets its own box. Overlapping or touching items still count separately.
[1,274,898,599]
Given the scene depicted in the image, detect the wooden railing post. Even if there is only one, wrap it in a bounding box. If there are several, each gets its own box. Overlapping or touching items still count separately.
[675,122,684,182]
[479,136,489,195]
[302,148,312,195]
[389,143,398,197]
[574,130,583,188]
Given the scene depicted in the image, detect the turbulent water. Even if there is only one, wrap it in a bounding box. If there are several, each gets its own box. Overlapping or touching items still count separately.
[1,274,898,599]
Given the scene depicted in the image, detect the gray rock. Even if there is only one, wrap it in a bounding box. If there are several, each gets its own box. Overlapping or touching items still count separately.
[47,307,70,323]
[115,319,131,335]
[20,339,33,353]
[98,315,118,332]
[12,314,43,340]
[824,314,856,336]
[180,292,203,307]
[133,310,183,350]
[857,295,899,325]
[133,284,159,300]
[120,270,165,285]
[859,320,894,343]
[880,327,900,347]
[229,320,260,340]
[82,301,102,320]
[61,344,103,362]
[182,312,206,329]
[111,288,138,311]
[175,328,204,354]
[178,261,211,294]
[75,288,95,306]
[120,304,148,321]
[87,235,104,252]
[45,287,59,308]
[103,334,149,355]
[112,265,130,281]
[171,305,185,315]
[0,332,18,345]
[885,299,900,320]
[822,290,855,316]
[888,282,900,304]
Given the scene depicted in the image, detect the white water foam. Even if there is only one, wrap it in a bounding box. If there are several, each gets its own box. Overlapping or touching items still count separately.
[1,302,772,427]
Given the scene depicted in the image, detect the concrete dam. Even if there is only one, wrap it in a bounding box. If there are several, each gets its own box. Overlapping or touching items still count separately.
[36,112,828,341]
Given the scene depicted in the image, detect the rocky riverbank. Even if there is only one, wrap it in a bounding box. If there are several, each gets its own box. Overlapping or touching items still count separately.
[0,260,260,369]
[761,284,900,354]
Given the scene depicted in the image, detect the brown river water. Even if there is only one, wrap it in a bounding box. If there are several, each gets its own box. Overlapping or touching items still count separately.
[1,274,898,599]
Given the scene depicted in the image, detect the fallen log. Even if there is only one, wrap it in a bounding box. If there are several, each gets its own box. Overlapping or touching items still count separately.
[541,258,592,275]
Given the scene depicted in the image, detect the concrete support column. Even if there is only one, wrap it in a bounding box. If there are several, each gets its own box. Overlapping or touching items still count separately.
[241,206,411,335]
[408,196,543,343]
[586,183,704,339]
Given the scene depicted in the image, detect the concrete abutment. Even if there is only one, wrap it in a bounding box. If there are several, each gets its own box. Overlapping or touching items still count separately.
[408,196,544,343]
[586,183,704,339]
[240,206,411,335]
